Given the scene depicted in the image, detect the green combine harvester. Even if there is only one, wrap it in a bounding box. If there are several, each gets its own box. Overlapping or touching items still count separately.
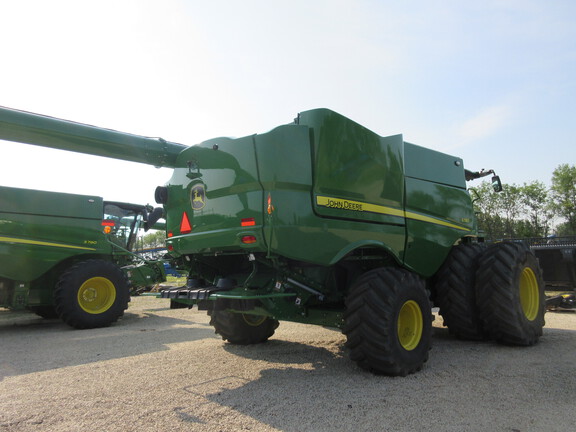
[0,185,165,328]
[0,106,545,375]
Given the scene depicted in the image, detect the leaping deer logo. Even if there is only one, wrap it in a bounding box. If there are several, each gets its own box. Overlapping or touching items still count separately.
[191,184,206,210]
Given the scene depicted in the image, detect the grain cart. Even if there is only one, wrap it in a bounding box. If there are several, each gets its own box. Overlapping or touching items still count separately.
[0,185,165,328]
[0,106,545,375]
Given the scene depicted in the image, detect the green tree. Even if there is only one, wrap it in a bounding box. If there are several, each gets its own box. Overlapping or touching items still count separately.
[472,180,551,240]
[468,166,576,239]
[140,230,166,249]
[472,181,506,240]
[499,184,522,237]
[519,181,551,237]
[555,222,575,236]
[550,164,576,235]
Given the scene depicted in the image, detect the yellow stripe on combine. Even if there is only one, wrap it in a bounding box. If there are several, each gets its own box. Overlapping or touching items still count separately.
[0,236,97,251]
[316,196,470,232]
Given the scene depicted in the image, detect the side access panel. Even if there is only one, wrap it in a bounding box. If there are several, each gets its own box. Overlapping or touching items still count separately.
[254,124,318,261]
[402,143,476,276]
[303,109,407,264]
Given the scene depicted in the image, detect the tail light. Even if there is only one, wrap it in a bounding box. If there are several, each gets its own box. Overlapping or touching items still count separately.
[241,218,256,227]
[102,219,115,234]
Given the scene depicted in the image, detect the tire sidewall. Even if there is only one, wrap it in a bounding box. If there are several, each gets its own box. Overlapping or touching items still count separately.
[344,267,432,376]
[432,243,486,339]
[510,247,546,335]
[390,280,432,370]
[210,310,279,345]
[476,242,545,345]
[56,260,129,329]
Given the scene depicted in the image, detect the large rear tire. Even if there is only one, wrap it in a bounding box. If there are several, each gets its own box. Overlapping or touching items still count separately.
[343,267,432,376]
[55,259,130,329]
[476,242,545,345]
[433,243,486,340]
[209,310,279,345]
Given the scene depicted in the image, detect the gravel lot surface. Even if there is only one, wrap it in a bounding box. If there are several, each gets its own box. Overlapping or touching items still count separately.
[1,296,575,432]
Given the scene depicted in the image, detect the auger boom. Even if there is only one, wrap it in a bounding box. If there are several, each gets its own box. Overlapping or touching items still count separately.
[0,106,185,167]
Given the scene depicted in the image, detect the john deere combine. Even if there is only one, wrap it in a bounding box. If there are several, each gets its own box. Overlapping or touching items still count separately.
[0,106,545,375]
[0,184,165,328]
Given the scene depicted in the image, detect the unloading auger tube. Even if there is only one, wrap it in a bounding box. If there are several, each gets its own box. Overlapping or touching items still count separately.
[0,106,186,168]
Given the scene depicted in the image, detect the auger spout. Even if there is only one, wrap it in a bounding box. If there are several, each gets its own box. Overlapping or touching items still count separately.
[0,106,186,168]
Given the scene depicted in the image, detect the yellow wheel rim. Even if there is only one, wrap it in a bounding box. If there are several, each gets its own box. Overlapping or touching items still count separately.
[397,300,423,351]
[242,314,267,326]
[519,267,539,321]
[77,277,116,314]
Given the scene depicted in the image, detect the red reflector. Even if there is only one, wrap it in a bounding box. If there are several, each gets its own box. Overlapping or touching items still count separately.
[241,218,256,227]
[167,244,174,251]
[241,235,257,244]
[167,231,174,238]
[101,220,115,227]
[180,212,192,234]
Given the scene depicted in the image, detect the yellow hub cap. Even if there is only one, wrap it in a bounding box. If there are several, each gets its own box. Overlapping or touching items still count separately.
[397,300,423,351]
[242,314,267,326]
[519,267,539,321]
[77,277,116,314]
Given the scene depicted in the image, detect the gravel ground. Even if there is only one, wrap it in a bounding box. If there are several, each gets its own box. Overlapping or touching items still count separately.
[1,296,575,432]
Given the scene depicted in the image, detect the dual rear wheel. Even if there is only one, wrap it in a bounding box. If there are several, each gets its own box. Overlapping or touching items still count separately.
[435,242,545,345]
[343,241,545,376]
[475,242,545,345]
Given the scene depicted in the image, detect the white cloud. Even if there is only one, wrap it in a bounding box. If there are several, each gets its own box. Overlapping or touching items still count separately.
[456,104,514,145]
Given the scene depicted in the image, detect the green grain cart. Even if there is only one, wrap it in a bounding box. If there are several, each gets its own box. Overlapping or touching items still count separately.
[0,185,165,328]
[0,106,545,374]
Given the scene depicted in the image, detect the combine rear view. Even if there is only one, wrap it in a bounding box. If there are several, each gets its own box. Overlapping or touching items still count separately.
[0,106,545,375]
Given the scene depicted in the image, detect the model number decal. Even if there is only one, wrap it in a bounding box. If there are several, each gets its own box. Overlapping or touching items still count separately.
[0,236,98,251]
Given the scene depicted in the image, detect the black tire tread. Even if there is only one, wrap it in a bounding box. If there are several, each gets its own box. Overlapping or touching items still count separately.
[55,259,130,329]
[210,310,279,345]
[476,242,545,346]
[343,267,432,376]
[434,243,486,340]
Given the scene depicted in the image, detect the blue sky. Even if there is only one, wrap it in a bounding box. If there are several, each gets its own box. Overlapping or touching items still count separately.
[1,0,575,205]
